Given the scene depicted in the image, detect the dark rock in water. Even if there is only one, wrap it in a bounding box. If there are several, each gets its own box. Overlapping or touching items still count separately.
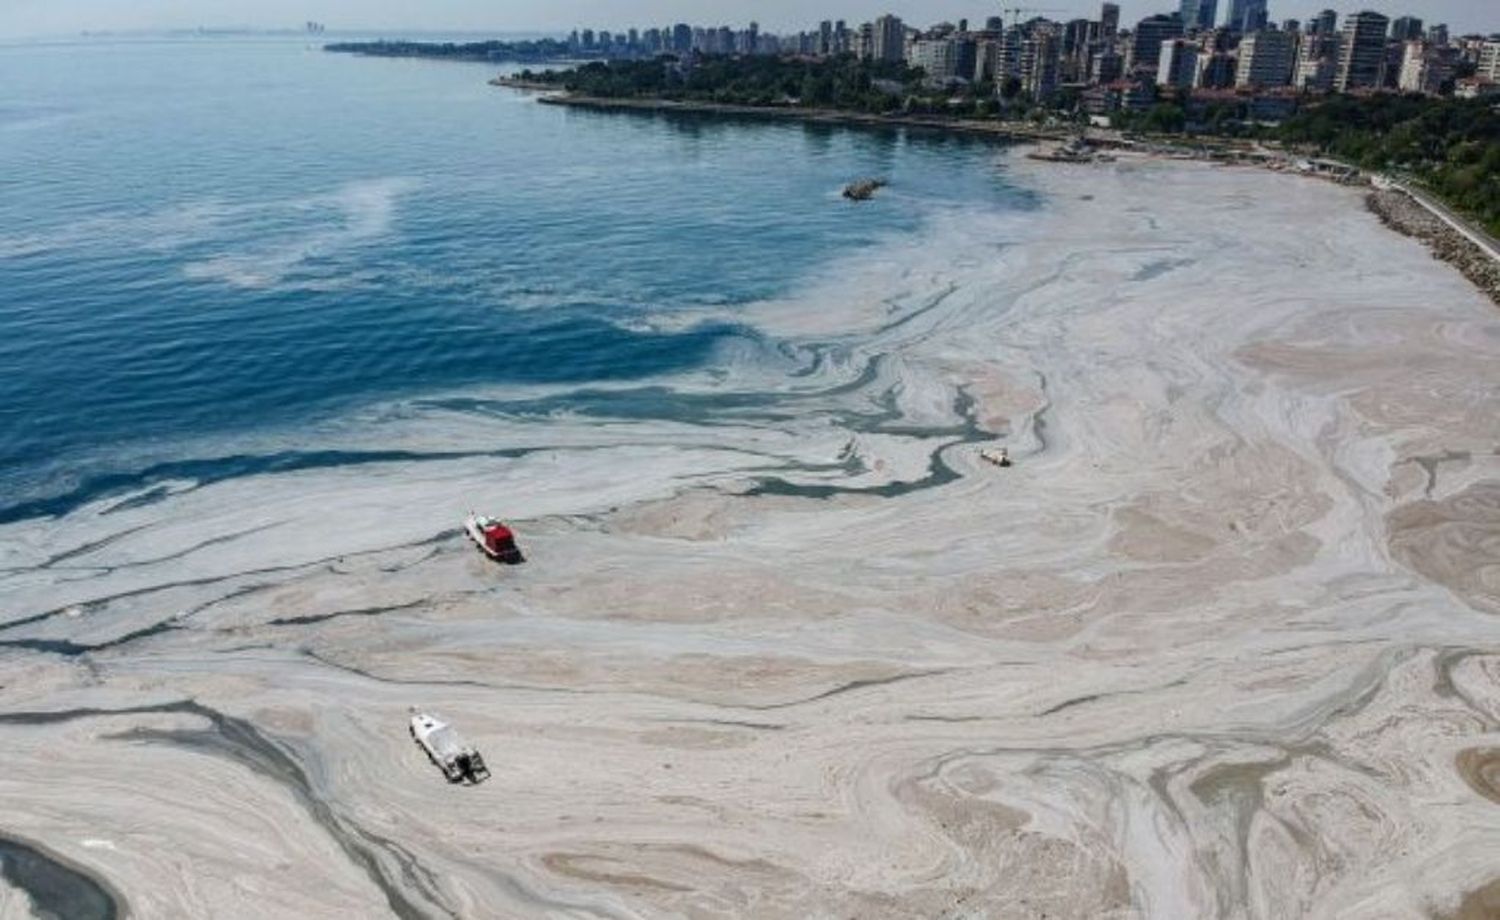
[843,178,887,201]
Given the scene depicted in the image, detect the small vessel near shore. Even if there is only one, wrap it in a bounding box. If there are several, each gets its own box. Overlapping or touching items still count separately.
[409,709,490,784]
[843,178,887,201]
[980,447,1012,468]
[464,512,524,563]
[1027,136,1114,164]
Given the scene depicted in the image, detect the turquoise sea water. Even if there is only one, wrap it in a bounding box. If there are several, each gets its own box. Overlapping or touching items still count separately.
[0,36,1029,520]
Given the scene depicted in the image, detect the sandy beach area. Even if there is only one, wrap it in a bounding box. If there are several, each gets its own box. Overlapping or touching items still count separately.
[2,153,1499,919]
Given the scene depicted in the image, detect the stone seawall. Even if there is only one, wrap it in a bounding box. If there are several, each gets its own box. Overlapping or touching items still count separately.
[1368,189,1500,306]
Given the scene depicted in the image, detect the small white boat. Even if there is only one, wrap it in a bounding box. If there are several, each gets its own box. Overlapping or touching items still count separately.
[464,512,523,563]
[409,709,490,784]
[980,447,1012,468]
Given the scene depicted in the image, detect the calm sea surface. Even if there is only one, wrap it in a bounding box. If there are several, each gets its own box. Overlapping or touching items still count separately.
[0,36,1029,520]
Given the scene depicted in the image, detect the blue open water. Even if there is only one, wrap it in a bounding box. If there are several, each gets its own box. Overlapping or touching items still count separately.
[0,36,1028,520]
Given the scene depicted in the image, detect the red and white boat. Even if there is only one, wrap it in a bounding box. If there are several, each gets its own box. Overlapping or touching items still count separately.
[464,512,524,564]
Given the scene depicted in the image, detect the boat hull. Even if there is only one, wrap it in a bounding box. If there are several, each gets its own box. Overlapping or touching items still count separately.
[464,516,524,564]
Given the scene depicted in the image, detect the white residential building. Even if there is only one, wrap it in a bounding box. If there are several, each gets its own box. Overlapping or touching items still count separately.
[1296,32,1340,91]
[908,39,960,83]
[1397,40,1453,94]
[1157,38,1199,88]
[1479,40,1500,82]
[1236,30,1294,87]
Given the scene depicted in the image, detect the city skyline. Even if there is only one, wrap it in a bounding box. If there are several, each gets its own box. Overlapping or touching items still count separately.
[2,0,1495,40]
[337,2,1498,108]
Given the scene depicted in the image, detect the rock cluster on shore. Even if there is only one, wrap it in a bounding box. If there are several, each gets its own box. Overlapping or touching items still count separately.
[1367,190,1500,305]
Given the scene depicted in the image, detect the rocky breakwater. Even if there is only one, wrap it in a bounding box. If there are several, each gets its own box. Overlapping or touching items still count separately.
[487,75,558,91]
[1367,189,1500,306]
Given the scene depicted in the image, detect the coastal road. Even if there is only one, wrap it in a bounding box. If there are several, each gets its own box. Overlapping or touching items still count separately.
[1394,180,1500,263]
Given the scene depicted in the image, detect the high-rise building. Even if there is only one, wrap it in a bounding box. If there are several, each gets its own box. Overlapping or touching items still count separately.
[1427,24,1448,47]
[1101,3,1121,38]
[986,16,1005,32]
[909,38,959,82]
[1398,40,1454,94]
[1062,19,1092,57]
[1382,40,1406,88]
[1296,31,1340,90]
[1311,9,1338,35]
[1236,30,1294,86]
[671,23,692,53]
[1157,38,1199,87]
[954,36,979,81]
[1336,11,1390,90]
[1195,51,1237,86]
[1091,47,1125,83]
[1177,0,1218,34]
[819,20,833,54]
[1239,0,1270,34]
[1022,28,1061,99]
[1389,16,1424,42]
[996,25,1025,80]
[1062,18,1093,81]
[1479,40,1500,81]
[873,14,906,62]
[1131,14,1184,74]
[975,40,1000,80]
[1225,0,1270,34]
[1200,27,1233,52]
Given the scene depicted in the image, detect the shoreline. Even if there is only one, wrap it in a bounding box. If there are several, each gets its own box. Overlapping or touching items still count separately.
[1368,189,1500,305]
[504,84,1500,309]
[11,155,1500,915]
[8,91,1500,916]
[528,90,1084,145]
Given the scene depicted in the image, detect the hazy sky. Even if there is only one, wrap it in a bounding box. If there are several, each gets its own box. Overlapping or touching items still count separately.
[1,0,1493,39]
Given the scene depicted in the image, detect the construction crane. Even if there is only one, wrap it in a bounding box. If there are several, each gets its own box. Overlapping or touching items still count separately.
[1000,6,1066,31]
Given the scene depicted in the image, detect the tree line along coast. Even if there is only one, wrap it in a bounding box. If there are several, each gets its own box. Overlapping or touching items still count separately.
[327,9,1500,287]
